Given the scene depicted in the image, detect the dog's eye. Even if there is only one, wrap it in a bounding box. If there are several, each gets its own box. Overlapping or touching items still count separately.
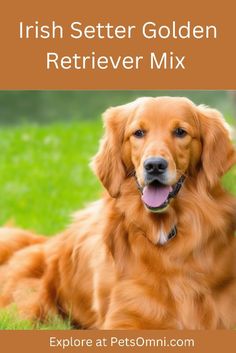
[173,128,187,138]
[133,129,145,138]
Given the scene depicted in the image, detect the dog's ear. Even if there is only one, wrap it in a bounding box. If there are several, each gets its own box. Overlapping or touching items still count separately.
[197,105,236,188]
[91,106,128,198]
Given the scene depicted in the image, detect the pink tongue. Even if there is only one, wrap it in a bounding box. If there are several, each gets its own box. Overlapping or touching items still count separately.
[142,184,171,208]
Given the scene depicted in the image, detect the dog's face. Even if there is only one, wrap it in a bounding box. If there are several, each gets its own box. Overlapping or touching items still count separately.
[93,97,235,212]
[124,98,202,211]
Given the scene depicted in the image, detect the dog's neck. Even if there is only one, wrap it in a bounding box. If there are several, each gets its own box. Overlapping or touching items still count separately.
[113,177,179,246]
[105,176,235,279]
[113,176,234,251]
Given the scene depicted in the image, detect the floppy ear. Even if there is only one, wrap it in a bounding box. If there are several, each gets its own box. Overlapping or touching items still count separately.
[198,105,236,188]
[91,106,127,198]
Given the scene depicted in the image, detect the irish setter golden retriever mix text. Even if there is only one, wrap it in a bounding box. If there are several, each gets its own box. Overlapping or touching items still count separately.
[0,97,235,329]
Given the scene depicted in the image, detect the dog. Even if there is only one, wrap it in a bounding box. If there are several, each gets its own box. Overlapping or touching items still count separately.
[0,96,235,329]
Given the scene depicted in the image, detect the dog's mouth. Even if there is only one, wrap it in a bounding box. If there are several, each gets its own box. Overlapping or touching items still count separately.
[139,176,185,213]
[141,180,172,213]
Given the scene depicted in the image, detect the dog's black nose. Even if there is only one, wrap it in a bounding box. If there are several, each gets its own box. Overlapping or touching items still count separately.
[144,157,168,174]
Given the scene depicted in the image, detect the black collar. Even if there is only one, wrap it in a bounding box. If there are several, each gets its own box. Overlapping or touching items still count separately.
[167,175,186,201]
[158,225,177,245]
[167,225,177,242]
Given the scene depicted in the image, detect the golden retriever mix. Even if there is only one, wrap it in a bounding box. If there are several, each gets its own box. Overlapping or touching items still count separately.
[0,97,236,329]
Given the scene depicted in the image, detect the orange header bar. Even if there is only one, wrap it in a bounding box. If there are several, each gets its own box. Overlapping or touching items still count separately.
[0,0,235,89]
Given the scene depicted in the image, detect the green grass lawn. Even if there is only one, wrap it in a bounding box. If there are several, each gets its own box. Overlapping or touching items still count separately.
[0,120,103,235]
[0,119,235,329]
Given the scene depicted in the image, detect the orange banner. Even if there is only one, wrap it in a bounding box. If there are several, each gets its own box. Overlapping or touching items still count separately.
[0,330,235,353]
[0,0,236,89]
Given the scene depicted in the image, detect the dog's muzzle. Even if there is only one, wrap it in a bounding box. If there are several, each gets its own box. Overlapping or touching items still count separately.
[135,174,186,213]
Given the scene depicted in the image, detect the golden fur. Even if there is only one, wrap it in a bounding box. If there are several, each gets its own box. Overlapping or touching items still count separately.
[0,97,235,329]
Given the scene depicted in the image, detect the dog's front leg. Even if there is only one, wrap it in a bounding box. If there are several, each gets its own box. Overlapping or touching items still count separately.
[102,281,176,329]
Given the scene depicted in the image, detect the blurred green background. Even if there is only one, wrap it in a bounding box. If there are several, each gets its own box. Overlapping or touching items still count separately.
[0,91,236,124]
[0,91,235,236]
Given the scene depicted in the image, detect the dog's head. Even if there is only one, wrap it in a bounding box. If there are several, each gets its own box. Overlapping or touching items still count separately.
[92,97,235,212]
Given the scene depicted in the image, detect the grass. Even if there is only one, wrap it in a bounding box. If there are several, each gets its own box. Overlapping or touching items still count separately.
[0,120,103,235]
[0,306,71,330]
[0,118,235,329]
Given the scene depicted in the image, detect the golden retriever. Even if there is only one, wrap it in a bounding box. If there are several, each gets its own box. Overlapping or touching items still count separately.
[0,97,236,329]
